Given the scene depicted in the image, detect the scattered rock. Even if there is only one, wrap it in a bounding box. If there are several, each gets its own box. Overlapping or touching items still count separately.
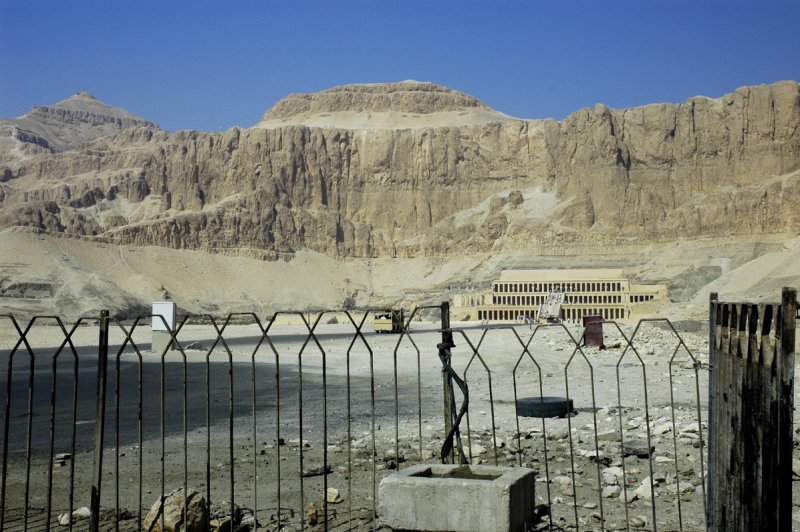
[578,448,603,460]
[622,439,654,458]
[619,488,638,504]
[240,512,256,530]
[302,464,332,477]
[679,422,702,434]
[602,485,621,498]
[634,476,656,500]
[596,428,620,442]
[602,471,618,486]
[652,423,672,435]
[143,488,207,532]
[307,504,318,526]
[551,475,572,488]
[629,515,647,528]
[326,487,341,504]
[470,443,486,456]
[548,427,570,441]
[602,466,623,482]
[209,517,231,532]
[58,507,90,526]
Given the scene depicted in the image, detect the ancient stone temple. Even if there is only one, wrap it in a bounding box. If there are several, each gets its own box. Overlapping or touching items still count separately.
[466,269,667,322]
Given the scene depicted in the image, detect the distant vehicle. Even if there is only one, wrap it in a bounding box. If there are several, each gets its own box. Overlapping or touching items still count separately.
[373,309,405,333]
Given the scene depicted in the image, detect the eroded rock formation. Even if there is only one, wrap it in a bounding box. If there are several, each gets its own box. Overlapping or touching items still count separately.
[0,81,798,260]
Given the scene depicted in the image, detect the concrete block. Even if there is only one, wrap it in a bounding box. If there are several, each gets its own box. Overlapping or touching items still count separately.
[378,464,536,532]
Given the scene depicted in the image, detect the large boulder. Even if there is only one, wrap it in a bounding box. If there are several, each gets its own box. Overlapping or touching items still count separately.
[143,487,207,532]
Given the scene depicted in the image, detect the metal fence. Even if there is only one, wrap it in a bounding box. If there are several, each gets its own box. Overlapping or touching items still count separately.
[1,305,710,531]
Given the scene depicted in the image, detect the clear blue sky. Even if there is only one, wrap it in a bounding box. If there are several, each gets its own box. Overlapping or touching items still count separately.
[2,1,798,132]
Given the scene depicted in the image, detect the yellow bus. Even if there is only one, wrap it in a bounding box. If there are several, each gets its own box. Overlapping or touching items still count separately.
[373,309,405,333]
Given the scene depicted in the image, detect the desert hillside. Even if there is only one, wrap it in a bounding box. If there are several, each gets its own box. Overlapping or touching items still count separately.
[1,80,798,317]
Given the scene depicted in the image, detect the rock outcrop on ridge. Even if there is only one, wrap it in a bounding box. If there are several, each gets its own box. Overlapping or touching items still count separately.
[263,80,488,119]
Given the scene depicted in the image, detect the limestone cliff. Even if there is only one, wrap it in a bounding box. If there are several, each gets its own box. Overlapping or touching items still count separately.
[0,81,798,261]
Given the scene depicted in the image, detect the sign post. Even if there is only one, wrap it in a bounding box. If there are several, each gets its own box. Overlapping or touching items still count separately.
[151,301,176,353]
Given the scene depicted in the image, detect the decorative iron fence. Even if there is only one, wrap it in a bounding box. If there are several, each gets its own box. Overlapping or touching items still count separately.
[1,305,711,531]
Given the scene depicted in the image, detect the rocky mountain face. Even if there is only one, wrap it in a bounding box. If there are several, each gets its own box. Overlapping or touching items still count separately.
[0,91,158,178]
[0,80,798,261]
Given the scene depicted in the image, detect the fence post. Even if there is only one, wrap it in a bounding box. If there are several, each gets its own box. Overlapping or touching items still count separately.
[90,310,109,532]
[706,292,718,529]
[777,287,796,527]
[440,302,454,463]
[706,288,796,531]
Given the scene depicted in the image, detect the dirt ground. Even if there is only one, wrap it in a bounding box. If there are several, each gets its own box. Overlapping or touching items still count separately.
[1,319,799,530]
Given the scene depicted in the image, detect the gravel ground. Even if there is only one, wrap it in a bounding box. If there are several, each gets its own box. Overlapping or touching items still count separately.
[1,319,799,530]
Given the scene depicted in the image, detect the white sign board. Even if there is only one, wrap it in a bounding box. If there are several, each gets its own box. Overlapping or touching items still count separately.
[538,291,565,320]
[151,301,176,332]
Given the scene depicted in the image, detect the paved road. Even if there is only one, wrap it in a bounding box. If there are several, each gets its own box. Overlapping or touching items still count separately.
[0,325,446,453]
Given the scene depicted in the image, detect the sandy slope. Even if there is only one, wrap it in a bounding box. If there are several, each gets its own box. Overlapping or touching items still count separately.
[2,227,799,320]
[673,236,800,317]
[0,229,489,318]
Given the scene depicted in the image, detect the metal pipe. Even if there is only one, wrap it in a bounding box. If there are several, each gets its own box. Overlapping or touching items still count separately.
[90,310,110,532]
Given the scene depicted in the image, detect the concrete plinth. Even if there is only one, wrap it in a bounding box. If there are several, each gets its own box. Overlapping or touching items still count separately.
[378,464,536,532]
